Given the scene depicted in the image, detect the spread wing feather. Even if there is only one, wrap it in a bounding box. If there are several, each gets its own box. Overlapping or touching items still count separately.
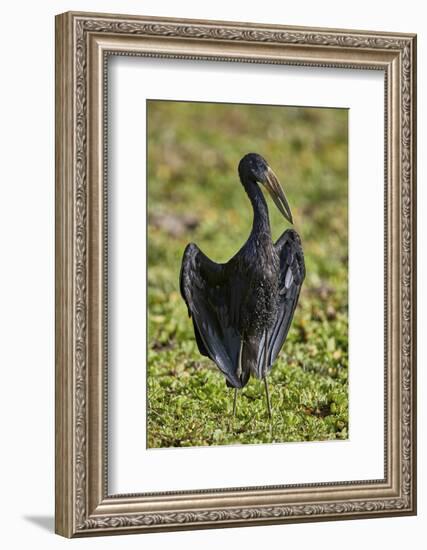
[179,243,245,388]
[257,229,305,375]
[180,230,304,385]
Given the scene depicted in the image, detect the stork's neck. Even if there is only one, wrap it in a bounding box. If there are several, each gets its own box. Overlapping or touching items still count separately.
[242,179,271,237]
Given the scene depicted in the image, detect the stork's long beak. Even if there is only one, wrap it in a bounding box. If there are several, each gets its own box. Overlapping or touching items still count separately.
[262,166,293,224]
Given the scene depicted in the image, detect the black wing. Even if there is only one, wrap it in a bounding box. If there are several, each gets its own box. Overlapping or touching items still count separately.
[179,243,245,388]
[259,229,305,374]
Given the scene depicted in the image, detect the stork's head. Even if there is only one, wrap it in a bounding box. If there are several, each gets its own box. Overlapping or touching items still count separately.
[238,153,293,224]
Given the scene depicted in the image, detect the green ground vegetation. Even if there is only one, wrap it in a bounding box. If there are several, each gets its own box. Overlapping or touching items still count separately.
[147,100,348,447]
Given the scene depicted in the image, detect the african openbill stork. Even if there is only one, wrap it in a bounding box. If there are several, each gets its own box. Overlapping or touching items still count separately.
[179,153,305,418]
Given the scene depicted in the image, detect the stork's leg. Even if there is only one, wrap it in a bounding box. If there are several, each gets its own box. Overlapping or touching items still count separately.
[264,377,272,420]
[233,388,238,417]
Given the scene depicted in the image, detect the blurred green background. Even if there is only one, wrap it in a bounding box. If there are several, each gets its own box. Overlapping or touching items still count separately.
[147,100,348,448]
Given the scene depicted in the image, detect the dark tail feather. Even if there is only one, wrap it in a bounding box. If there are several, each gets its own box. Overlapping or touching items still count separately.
[242,334,265,379]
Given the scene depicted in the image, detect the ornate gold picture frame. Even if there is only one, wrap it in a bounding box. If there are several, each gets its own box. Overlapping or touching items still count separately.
[55,11,416,537]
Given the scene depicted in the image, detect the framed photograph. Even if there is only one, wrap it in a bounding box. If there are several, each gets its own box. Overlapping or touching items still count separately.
[55,11,417,537]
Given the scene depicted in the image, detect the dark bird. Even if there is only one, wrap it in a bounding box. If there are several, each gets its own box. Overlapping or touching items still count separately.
[180,153,305,418]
